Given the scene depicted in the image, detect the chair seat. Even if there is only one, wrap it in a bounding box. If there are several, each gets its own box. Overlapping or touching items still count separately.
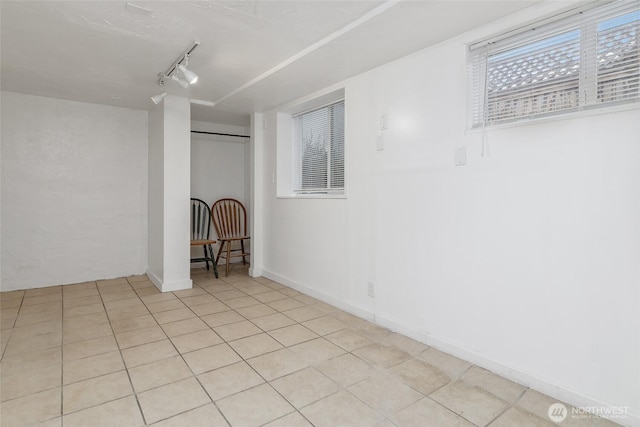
[191,239,217,246]
[218,236,250,242]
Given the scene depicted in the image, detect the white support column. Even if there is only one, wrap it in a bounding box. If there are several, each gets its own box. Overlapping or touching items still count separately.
[147,95,193,292]
[249,113,264,278]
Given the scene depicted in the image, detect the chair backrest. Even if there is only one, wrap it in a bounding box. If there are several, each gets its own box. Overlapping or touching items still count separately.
[190,198,212,241]
[211,198,247,239]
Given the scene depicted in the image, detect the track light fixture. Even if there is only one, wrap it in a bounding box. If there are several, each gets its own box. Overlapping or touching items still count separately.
[150,78,167,105]
[151,91,167,105]
[151,41,200,104]
[171,74,190,89]
[157,41,200,88]
[177,63,198,85]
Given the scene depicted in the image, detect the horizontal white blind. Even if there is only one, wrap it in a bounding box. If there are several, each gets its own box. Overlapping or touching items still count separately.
[469,0,639,128]
[596,7,640,103]
[294,100,345,194]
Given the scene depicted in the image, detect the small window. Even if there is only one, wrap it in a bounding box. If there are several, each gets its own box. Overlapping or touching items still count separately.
[294,100,345,194]
[469,1,639,128]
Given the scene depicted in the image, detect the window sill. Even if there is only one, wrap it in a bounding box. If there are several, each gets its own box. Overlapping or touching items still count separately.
[277,193,347,200]
[467,100,640,134]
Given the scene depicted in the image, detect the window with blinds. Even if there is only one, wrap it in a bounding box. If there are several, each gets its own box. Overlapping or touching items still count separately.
[294,100,345,194]
[469,0,639,128]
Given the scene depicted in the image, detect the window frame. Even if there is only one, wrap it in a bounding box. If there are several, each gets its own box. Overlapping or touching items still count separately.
[292,98,345,196]
[468,0,640,129]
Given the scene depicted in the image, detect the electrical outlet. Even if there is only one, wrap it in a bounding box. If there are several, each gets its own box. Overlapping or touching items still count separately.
[368,281,375,298]
[455,146,466,166]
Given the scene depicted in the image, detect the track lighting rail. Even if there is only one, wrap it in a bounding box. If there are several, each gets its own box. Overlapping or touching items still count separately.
[158,41,200,85]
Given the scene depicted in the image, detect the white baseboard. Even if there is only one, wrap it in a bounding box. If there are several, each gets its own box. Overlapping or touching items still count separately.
[262,269,374,322]
[260,268,639,427]
[146,270,192,292]
[420,332,639,427]
[146,270,163,291]
[249,267,263,278]
[160,278,192,292]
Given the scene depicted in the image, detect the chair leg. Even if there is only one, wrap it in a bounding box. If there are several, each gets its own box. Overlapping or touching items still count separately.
[207,244,218,278]
[240,240,247,265]
[215,241,224,267]
[202,246,210,270]
[213,240,229,278]
[225,240,232,276]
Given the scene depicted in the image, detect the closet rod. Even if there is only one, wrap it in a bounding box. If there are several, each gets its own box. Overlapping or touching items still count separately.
[191,130,250,138]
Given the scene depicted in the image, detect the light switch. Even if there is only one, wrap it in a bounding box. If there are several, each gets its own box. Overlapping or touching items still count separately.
[377,114,387,151]
[455,146,466,166]
[380,114,388,130]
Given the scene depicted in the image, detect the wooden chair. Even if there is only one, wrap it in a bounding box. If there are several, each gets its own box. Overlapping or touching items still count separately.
[211,198,250,276]
[190,198,218,278]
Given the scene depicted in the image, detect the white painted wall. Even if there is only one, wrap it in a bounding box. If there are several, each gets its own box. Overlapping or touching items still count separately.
[190,120,249,208]
[1,92,148,290]
[190,120,249,263]
[255,5,640,425]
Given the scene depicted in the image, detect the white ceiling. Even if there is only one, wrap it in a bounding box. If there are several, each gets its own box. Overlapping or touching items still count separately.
[1,0,537,126]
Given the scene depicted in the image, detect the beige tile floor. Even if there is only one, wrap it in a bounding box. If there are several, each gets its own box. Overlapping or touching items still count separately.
[0,265,622,427]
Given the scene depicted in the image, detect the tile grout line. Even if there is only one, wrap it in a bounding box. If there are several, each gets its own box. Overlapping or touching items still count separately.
[101,279,148,426]
[209,273,384,424]
[189,272,280,426]
[191,273,321,426]
[2,268,610,427]
[61,285,70,426]
[0,292,25,361]
[203,291,310,426]
[154,277,265,425]
[191,272,260,427]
